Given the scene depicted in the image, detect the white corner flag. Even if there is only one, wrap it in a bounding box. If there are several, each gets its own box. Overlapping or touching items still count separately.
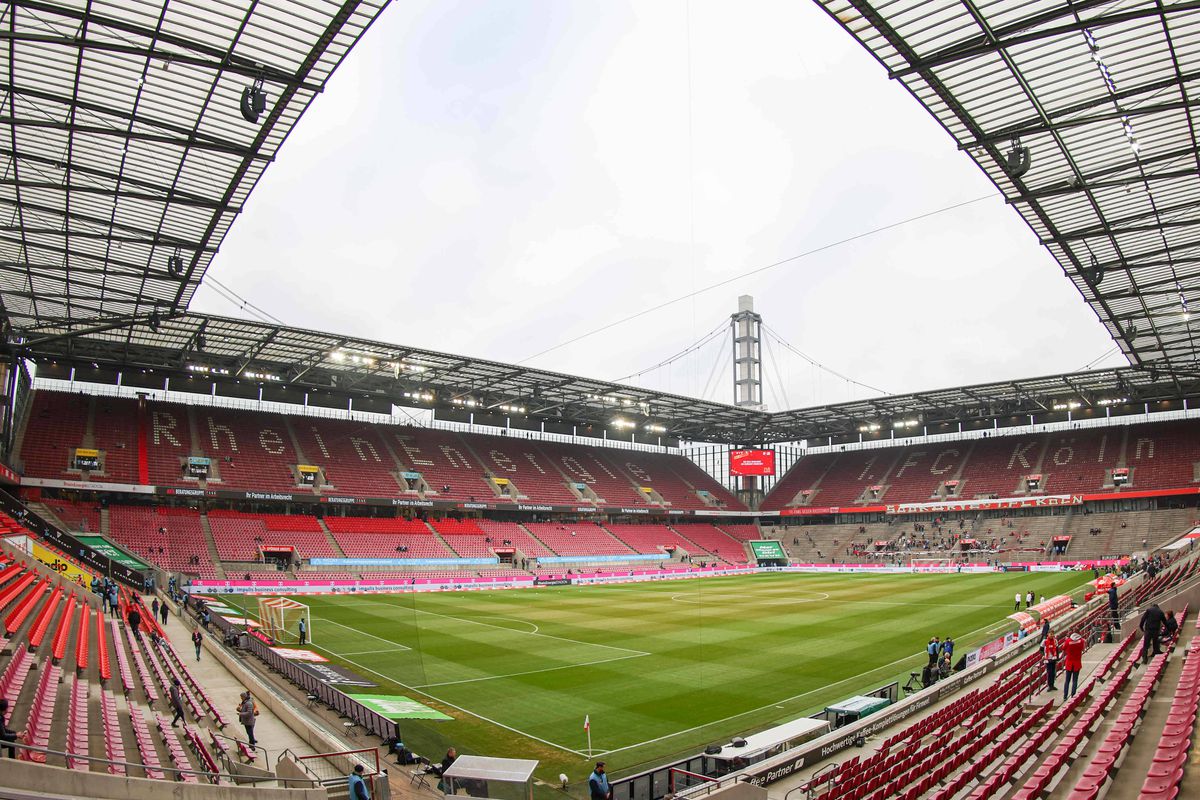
[584,714,592,754]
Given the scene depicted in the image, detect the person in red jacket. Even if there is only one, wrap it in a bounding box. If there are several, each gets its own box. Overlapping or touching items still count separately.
[1061,632,1085,700]
[1042,630,1060,692]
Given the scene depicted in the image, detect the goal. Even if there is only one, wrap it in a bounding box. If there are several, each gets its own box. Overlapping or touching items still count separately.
[909,558,957,572]
[258,597,313,645]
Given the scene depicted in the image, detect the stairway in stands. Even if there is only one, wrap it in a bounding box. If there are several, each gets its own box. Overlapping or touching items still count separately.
[198,515,226,580]
[315,517,347,558]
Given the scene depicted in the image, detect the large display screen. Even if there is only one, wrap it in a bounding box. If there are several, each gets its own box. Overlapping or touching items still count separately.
[749,540,788,561]
[729,448,776,476]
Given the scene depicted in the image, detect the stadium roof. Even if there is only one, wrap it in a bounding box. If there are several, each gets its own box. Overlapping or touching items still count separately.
[816,0,1200,371]
[0,0,389,333]
[16,311,1200,445]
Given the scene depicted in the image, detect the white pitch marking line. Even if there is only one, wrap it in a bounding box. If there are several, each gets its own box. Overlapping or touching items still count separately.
[311,648,590,757]
[315,617,412,651]
[413,651,649,689]
[590,611,1023,757]
[355,596,649,657]
[669,590,831,605]
[340,648,412,656]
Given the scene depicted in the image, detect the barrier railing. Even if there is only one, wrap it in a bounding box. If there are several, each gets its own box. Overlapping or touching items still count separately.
[207,611,400,742]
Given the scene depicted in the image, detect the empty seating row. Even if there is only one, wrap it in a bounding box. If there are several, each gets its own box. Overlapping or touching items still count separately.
[67,677,89,769]
[101,689,127,775]
[19,663,62,762]
[1138,623,1200,799]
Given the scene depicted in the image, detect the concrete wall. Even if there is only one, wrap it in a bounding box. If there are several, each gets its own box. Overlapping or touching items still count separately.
[0,759,328,800]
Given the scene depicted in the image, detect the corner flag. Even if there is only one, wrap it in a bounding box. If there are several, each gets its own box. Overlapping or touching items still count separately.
[584,715,590,731]
[584,714,592,754]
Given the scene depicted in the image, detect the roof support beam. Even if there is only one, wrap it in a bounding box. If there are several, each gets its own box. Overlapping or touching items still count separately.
[0,116,269,160]
[889,1,1200,78]
[959,98,1200,150]
[0,30,323,94]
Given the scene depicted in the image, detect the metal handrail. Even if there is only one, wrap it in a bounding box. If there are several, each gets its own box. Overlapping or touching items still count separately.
[1,738,236,784]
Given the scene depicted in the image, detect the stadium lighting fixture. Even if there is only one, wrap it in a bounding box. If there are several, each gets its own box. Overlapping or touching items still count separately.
[1004,137,1031,179]
[611,418,637,429]
[893,419,920,429]
[1083,255,1104,286]
[148,310,160,333]
[240,77,268,123]
[857,423,880,432]
[1051,401,1082,411]
[645,423,667,433]
[195,332,206,351]
[166,248,184,278]
[329,351,345,362]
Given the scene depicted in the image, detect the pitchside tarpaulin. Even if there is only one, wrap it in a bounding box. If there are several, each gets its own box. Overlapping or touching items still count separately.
[296,662,376,688]
[348,694,453,720]
[269,647,328,662]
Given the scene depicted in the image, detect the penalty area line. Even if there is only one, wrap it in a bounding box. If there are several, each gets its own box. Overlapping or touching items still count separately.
[413,652,649,689]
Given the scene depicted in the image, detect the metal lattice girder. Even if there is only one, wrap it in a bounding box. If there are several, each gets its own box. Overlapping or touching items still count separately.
[0,0,390,333]
[817,0,1200,371]
[11,311,1200,445]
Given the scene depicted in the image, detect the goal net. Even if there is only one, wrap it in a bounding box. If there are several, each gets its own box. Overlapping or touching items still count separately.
[909,558,957,572]
[258,597,312,645]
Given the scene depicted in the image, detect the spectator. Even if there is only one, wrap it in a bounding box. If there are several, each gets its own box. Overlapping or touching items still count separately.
[298,617,307,647]
[0,698,21,758]
[169,679,185,727]
[1135,603,1167,666]
[238,692,259,748]
[151,597,160,622]
[589,761,612,800]
[941,636,954,661]
[1164,610,1179,642]
[160,600,169,627]
[128,606,142,639]
[1042,630,1059,692]
[1014,592,1021,611]
[1061,632,1085,700]
[192,628,203,662]
[348,764,371,800]
[926,637,940,668]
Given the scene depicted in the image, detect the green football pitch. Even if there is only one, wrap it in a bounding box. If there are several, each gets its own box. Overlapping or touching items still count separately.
[249,571,1093,780]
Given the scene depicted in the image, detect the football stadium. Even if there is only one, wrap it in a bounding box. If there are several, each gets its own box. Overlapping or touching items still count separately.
[1,2,1200,800]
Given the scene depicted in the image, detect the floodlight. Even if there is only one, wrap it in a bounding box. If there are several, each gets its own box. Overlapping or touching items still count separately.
[1082,255,1104,286]
[1004,138,1031,179]
[240,78,268,123]
[195,333,206,351]
[167,252,184,277]
[148,311,161,333]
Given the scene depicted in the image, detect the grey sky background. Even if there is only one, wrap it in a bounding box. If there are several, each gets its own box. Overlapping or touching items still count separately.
[194,0,1125,411]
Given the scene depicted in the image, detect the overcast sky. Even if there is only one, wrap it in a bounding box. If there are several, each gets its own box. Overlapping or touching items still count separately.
[194,0,1125,411]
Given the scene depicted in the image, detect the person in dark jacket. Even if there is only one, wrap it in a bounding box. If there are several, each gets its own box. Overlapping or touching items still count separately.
[1135,603,1167,666]
[238,691,258,748]
[169,679,185,727]
[192,629,203,661]
[589,761,611,800]
[128,606,142,639]
[348,764,371,800]
[1107,584,1119,627]
[1164,610,1179,642]
[160,600,169,626]
[0,699,21,758]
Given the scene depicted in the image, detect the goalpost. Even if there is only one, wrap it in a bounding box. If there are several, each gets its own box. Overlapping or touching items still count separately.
[259,597,313,645]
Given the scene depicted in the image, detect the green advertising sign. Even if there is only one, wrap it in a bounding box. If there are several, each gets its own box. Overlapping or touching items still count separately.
[749,540,788,561]
[348,694,452,720]
[77,535,150,571]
